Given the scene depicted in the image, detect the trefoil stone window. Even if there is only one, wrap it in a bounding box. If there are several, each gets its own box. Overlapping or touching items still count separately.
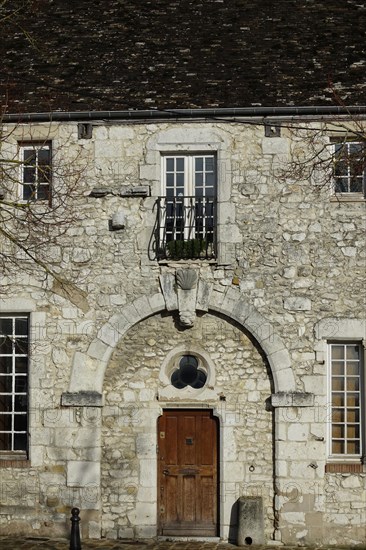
[171,355,207,389]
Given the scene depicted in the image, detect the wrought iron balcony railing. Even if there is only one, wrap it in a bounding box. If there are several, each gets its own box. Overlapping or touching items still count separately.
[156,196,217,260]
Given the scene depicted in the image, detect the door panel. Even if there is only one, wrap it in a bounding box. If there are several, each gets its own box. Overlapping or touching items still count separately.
[158,409,218,536]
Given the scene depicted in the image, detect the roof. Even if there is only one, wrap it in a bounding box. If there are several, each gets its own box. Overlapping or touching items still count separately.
[1,0,366,114]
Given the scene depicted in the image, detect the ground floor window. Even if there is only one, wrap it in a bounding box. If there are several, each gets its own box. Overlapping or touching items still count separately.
[0,316,29,454]
[328,342,363,459]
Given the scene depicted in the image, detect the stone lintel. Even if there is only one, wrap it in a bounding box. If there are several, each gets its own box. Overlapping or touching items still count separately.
[271,392,314,408]
[61,391,103,407]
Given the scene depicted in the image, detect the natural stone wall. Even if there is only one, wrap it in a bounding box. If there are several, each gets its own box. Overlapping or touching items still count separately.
[0,118,365,545]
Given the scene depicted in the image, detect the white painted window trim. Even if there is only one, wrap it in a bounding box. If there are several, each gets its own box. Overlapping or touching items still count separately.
[18,141,52,201]
[332,139,366,197]
[326,341,364,462]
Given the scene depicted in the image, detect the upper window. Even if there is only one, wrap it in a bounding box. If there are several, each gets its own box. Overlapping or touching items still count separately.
[333,140,365,195]
[328,342,363,460]
[19,142,51,201]
[156,154,217,260]
[0,316,29,455]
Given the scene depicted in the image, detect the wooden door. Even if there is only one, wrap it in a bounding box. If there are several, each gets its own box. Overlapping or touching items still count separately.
[158,409,218,536]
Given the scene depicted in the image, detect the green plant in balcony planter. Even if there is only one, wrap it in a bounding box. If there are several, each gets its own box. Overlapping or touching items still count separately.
[166,238,206,260]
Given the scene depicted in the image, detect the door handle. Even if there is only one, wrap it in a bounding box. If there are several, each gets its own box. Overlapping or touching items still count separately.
[163,469,170,475]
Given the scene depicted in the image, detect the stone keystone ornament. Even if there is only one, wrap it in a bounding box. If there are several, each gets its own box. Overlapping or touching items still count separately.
[176,268,198,290]
[176,268,198,327]
[159,268,212,328]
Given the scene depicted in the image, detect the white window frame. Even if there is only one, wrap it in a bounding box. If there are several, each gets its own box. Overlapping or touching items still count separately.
[19,142,52,201]
[159,153,217,255]
[333,140,366,196]
[0,315,29,457]
[327,341,364,462]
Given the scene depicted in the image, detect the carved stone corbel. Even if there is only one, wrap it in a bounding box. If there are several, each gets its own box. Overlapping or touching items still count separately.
[159,269,213,328]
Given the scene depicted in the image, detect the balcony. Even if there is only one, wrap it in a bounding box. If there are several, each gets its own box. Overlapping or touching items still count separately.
[156,196,217,261]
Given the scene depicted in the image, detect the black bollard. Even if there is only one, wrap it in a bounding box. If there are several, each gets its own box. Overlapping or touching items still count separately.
[70,507,81,550]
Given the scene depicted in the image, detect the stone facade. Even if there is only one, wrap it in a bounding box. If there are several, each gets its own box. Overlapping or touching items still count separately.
[0,118,365,546]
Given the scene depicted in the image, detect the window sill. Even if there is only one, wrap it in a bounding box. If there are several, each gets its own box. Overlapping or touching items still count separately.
[0,459,30,468]
[325,462,364,473]
[330,194,366,203]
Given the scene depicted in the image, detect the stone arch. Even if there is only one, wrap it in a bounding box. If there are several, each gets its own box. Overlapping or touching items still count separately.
[67,289,294,396]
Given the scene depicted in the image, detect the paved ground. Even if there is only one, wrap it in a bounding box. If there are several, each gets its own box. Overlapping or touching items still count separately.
[0,537,364,550]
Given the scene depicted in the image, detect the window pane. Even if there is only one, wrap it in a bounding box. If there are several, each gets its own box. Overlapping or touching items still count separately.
[332,424,344,438]
[347,377,359,391]
[0,337,12,354]
[14,415,27,431]
[332,440,344,454]
[334,178,349,193]
[332,377,344,391]
[332,408,344,422]
[0,395,13,412]
[23,167,36,184]
[14,395,27,412]
[14,377,27,393]
[195,157,203,171]
[0,319,12,335]
[176,158,184,171]
[38,148,50,165]
[331,361,344,376]
[0,414,12,431]
[15,338,28,355]
[347,342,360,358]
[166,158,175,171]
[347,409,360,423]
[0,433,12,451]
[15,357,27,374]
[0,357,12,374]
[15,319,28,336]
[347,393,359,407]
[176,173,184,187]
[195,173,203,186]
[37,184,49,200]
[23,149,36,165]
[14,433,27,451]
[0,376,12,393]
[350,177,363,193]
[23,184,36,200]
[347,441,360,455]
[347,362,360,376]
[331,345,344,360]
[347,425,360,439]
[332,393,344,407]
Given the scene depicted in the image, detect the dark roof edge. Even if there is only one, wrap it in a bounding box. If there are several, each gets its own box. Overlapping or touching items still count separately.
[3,105,366,123]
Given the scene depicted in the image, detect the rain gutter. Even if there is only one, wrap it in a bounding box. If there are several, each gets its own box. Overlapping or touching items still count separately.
[3,105,366,123]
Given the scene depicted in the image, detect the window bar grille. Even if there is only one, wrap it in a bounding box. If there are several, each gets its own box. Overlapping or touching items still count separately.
[156,196,216,260]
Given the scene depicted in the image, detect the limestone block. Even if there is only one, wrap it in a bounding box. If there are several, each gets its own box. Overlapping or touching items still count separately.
[196,280,213,311]
[148,293,165,313]
[133,296,154,320]
[61,392,103,408]
[159,273,178,311]
[135,502,156,525]
[139,459,156,487]
[87,339,111,362]
[69,353,104,393]
[67,461,100,487]
[262,138,289,155]
[271,392,314,408]
[283,297,312,311]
